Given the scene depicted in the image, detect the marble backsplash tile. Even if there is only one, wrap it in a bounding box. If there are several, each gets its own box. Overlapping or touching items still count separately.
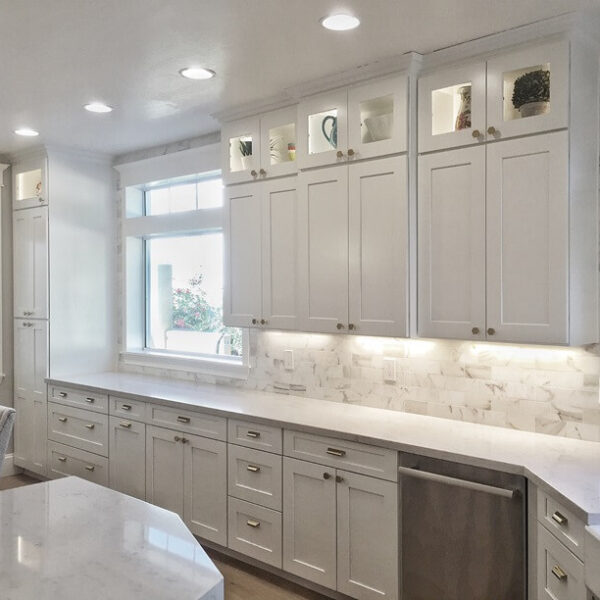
[120,330,600,442]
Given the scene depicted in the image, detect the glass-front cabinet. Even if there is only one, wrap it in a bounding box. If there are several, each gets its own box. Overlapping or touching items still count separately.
[419,39,568,153]
[12,155,48,210]
[221,117,261,185]
[259,106,298,179]
[297,74,407,169]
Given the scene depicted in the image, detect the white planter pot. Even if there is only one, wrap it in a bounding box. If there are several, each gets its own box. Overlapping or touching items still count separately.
[519,101,549,118]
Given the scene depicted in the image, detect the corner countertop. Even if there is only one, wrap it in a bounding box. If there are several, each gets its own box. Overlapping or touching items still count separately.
[47,371,600,523]
[0,476,223,600]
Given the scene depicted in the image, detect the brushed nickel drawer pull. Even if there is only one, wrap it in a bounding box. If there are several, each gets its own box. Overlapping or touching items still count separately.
[177,416,191,424]
[551,565,567,582]
[246,431,260,439]
[326,448,346,457]
[247,465,261,473]
[85,397,95,403]
[551,511,568,526]
[85,465,95,472]
[246,519,260,528]
[57,456,67,462]
[58,392,67,398]
[121,404,132,411]
[85,424,95,430]
[120,422,132,429]
[58,417,67,423]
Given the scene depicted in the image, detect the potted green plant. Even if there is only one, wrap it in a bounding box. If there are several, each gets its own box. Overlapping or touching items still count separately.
[239,139,252,170]
[512,69,550,118]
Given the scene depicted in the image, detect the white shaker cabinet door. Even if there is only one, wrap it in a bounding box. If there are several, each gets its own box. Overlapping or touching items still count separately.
[13,206,48,319]
[224,183,263,328]
[283,457,337,590]
[145,425,185,516]
[261,176,298,330]
[337,471,399,600]
[183,434,227,546]
[109,417,146,500]
[297,165,349,333]
[349,156,408,337]
[486,131,569,344]
[418,147,486,340]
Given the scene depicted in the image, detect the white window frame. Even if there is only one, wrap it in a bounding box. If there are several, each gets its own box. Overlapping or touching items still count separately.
[115,144,249,379]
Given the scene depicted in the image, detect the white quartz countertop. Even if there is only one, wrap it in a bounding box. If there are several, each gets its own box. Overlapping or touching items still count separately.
[48,371,600,523]
[0,477,223,600]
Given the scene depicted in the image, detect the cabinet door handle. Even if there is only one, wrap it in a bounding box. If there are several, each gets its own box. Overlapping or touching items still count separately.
[259,168,266,176]
[323,472,331,480]
[552,511,568,526]
[336,150,344,158]
[85,397,95,404]
[472,129,481,138]
[247,465,261,473]
[326,447,346,457]
[487,125,497,135]
[85,465,95,472]
[487,327,495,336]
[472,327,480,335]
[58,392,68,398]
[335,475,344,483]
[119,422,132,429]
[121,404,132,411]
[251,169,258,178]
[177,416,191,424]
[336,323,344,330]
[246,519,260,528]
[551,565,567,582]
[347,148,355,157]
[58,417,67,423]
[23,311,33,316]
[348,323,355,331]
[85,424,95,430]
[260,319,267,325]
[57,456,67,462]
[246,431,260,439]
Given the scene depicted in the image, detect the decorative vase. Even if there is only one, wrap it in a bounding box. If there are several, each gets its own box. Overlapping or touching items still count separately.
[321,115,337,148]
[240,156,251,171]
[288,142,296,162]
[455,85,472,131]
[519,101,549,118]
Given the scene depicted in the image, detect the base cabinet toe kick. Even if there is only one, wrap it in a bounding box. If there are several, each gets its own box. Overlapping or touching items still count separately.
[30,383,597,600]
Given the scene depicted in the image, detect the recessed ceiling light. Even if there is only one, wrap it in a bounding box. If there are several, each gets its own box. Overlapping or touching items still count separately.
[321,13,360,31]
[179,67,216,80]
[14,128,39,137]
[84,102,113,113]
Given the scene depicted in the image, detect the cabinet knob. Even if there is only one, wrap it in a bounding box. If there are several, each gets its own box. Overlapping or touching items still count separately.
[472,129,481,138]
[38,197,44,203]
[347,148,355,157]
[251,318,258,325]
[260,318,267,325]
[174,435,182,442]
[323,472,331,480]
[336,323,344,330]
[259,168,266,176]
[181,437,189,444]
[250,169,258,177]
[348,323,355,331]
[487,327,495,336]
[336,150,344,158]
[335,475,344,483]
[487,126,497,135]
[472,327,480,335]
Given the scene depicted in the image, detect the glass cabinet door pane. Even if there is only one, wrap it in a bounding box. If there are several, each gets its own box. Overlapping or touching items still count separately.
[308,109,338,155]
[229,134,254,173]
[503,63,550,122]
[269,122,296,165]
[16,168,43,201]
[360,95,394,143]
[431,83,472,136]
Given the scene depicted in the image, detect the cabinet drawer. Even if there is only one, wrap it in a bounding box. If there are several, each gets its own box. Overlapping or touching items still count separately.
[228,497,282,569]
[538,490,585,560]
[537,525,585,600]
[284,430,398,482]
[147,404,226,441]
[110,396,146,421]
[49,386,108,414]
[48,402,109,457]
[47,440,109,486]
[228,419,282,453]
[228,445,282,511]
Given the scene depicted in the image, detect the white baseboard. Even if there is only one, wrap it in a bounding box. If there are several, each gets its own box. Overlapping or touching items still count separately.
[0,454,21,477]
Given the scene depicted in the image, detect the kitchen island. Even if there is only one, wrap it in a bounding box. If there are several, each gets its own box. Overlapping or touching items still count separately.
[0,476,223,600]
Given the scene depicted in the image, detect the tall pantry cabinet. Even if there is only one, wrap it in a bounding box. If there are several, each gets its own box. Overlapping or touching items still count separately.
[12,147,115,477]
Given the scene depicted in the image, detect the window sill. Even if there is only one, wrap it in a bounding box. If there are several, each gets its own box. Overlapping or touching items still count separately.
[119,350,249,380]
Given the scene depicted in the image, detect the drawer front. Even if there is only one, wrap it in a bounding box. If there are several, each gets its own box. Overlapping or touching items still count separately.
[47,440,109,486]
[49,386,108,414]
[228,445,282,510]
[48,402,109,457]
[538,491,585,560]
[537,525,585,600]
[284,430,398,482]
[228,497,282,569]
[147,404,226,441]
[110,396,146,421]
[228,419,283,453]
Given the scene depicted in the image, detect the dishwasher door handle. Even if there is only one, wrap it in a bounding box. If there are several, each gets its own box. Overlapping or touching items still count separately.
[398,466,519,499]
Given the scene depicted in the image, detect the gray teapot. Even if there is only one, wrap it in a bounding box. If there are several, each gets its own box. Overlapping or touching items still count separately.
[321,115,337,148]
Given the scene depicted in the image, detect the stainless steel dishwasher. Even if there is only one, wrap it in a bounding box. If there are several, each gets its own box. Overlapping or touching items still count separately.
[399,452,527,600]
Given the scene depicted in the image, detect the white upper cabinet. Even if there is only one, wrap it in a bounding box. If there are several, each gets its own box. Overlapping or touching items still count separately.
[13,206,48,319]
[12,156,48,210]
[419,39,569,153]
[222,107,298,184]
[486,131,569,344]
[419,62,487,153]
[298,75,407,169]
[418,147,486,340]
[486,40,568,142]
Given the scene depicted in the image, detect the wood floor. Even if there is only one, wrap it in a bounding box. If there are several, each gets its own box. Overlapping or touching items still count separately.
[0,473,328,600]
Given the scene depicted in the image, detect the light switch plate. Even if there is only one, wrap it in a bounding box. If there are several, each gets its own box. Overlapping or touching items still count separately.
[383,357,396,382]
[284,349,294,371]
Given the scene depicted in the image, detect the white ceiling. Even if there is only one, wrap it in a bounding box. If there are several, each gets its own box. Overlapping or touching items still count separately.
[0,0,596,157]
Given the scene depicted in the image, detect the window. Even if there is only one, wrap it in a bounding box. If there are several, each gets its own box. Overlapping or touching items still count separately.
[122,170,246,374]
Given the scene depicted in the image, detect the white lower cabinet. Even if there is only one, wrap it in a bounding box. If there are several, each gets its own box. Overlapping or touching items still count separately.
[283,457,398,599]
[146,425,227,546]
[109,416,146,500]
[47,440,109,486]
[13,394,46,476]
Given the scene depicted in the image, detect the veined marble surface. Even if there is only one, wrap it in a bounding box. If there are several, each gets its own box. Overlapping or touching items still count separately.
[0,477,224,600]
[48,371,600,522]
